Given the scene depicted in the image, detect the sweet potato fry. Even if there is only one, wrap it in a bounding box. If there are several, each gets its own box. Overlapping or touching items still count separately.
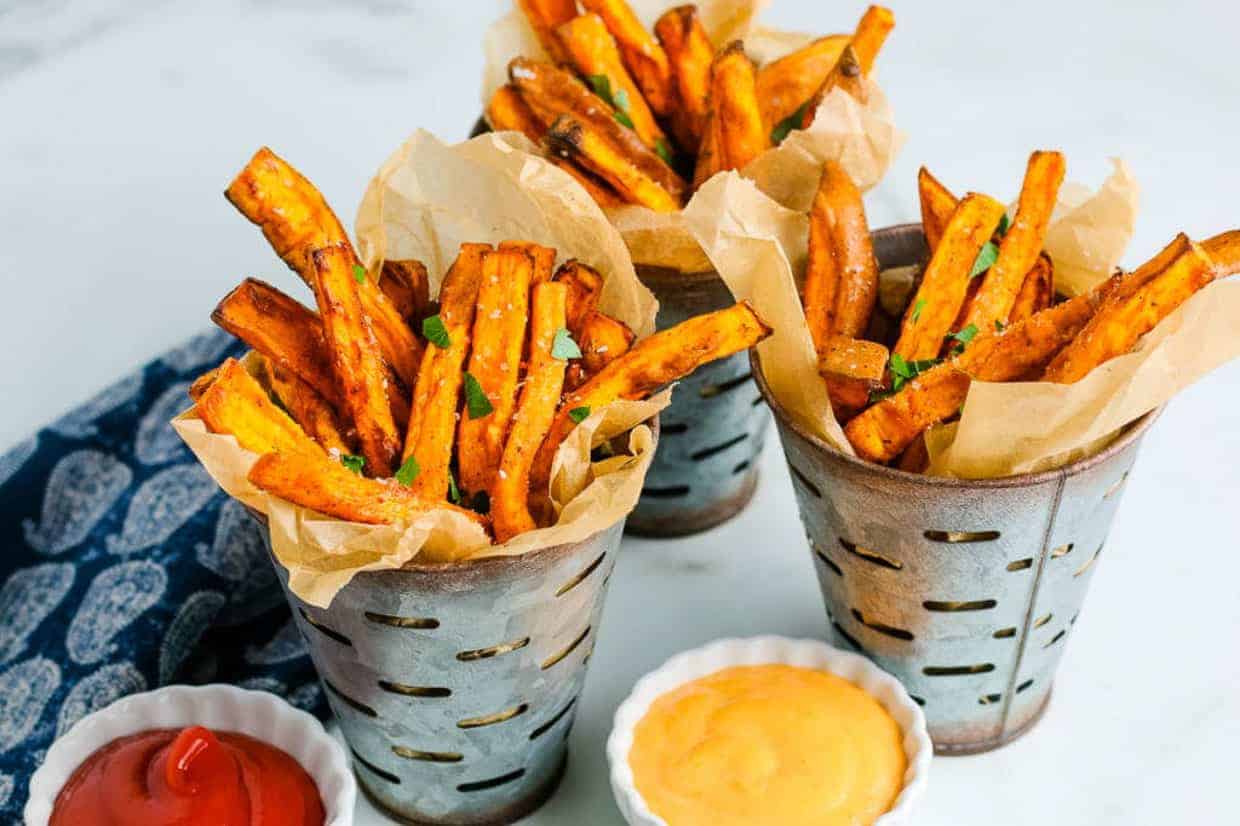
[404,244,490,499]
[581,0,673,115]
[492,282,570,542]
[500,240,557,285]
[516,0,579,62]
[1203,229,1240,277]
[380,259,430,325]
[310,244,402,476]
[918,167,957,252]
[195,358,323,458]
[963,151,1065,331]
[557,13,669,154]
[248,450,484,527]
[800,45,867,130]
[756,34,849,135]
[655,4,714,151]
[578,311,636,374]
[485,84,546,143]
[850,5,896,75]
[546,114,682,212]
[225,147,423,388]
[896,436,930,474]
[846,281,1116,462]
[555,259,605,335]
[893,193,1007,361]
[1043,236,1215,383]
[212,278,410,431]
[258,358,353,455]
[550,156,627,207]
[824,375,874,422]
[692,118,722,190]
[530,301,773,498]
[805,160,879,342]
[818,336,889,382]
[705,42,769,174]
[510,58,685,198]
[457,249,534,496]
[1008,254,1054,323]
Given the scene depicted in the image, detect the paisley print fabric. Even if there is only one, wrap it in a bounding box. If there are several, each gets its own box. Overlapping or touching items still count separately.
[0,329,325,820]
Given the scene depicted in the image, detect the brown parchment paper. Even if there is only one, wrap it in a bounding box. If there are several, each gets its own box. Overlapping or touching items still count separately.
[679,160,1193,480]
[482,0,904,271]
[176,131,668,607]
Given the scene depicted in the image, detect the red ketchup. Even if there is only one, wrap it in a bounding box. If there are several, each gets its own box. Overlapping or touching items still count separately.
[50,725,326,826]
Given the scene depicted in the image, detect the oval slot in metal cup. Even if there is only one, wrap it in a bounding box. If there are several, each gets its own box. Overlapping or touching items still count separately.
[752,223,1158,755]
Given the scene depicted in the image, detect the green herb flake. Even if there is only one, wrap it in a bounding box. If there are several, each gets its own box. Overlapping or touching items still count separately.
[654,138,674,165]
[947,323,979,356]
[613,87,630,113]
[994,319,1007,333]
[395,455,420,486]
[770,101,810,144]
[341,454,366,475]
[588,74,612,100]
[551,327,582,360]
[569,406,591,424]
[888,352,939,391]
[996,213,1011,237]
[422,314,451,349]
[970,241,999,278]
[463,372,494,419]
[868,388,895,405]
[352,264,367,284]
[910,298,927,323]
[613,109,635,129]
[447,470,462,505]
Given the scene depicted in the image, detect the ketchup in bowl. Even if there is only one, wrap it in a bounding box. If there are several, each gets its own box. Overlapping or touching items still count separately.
[50,725,326,826]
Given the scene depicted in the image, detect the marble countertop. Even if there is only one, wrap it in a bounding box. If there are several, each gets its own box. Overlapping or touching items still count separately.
[4,1,1238,823]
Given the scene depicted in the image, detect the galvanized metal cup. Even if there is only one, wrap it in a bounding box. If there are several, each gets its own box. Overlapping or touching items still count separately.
[753,223,1159,754]
[626,265,769,536]
[252,514,625,824]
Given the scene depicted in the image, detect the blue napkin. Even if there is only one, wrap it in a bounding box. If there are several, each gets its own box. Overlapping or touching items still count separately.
[0,329,327,820]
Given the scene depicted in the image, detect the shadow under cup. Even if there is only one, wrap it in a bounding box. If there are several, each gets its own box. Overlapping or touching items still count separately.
[753,223,1159,754]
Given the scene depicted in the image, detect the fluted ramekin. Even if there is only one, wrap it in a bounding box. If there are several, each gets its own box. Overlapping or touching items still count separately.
[25,683,354,826]
[607,636,931,826]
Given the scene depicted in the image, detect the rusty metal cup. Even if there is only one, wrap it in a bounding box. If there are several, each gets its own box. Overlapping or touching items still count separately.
[753,223,1159,754]
[251,512,625,824]
[626,266,769,536]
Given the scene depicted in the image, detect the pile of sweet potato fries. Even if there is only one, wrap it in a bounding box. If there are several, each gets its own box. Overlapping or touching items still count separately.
[191,148,771,542]
[799,152,1240,471]
[487,1,894,210]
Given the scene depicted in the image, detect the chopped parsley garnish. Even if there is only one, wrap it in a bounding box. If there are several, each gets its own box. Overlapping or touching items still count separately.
[654,138,674,165]
[447,470,462,505]
[422,314,451,348]
[770,101,811,144]
[551,327,582,360]
[888,352,939,391]
[352,264,367,284]
[463,372,494,419]
[395,455,420,486]
[996,213,1011,237]
[910,297,927,323]
[947,323,978,356]
[970,241,999,278]
[588,74,635,129]
[341,454,366,475]
[569,406,591,424]
[994,319,1007,333]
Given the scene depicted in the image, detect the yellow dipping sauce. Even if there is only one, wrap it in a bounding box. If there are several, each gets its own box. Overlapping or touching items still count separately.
[629,664,906,826]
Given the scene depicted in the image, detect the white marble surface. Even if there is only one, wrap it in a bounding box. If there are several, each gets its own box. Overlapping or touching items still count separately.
[4,1,1239,823]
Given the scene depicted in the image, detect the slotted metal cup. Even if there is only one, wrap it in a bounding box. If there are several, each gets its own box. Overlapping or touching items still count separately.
[753,224,1159,754]
[252,514,626,824]
[626,265,769,536]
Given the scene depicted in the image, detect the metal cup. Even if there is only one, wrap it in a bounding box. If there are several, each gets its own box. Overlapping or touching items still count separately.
[753,224,1159,754]
[626,266,769,536]
[253,513,625,824]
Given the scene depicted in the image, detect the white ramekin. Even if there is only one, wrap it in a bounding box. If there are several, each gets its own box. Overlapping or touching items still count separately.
[607,636,932,826]
[25,683,355,826]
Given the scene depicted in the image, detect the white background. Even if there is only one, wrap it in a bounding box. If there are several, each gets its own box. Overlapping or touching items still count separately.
[3,1,1238,823]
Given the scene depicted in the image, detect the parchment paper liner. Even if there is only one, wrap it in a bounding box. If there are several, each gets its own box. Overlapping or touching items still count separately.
[482,0,905,272]
[177,131,669,607]
[677,161,1240,478]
